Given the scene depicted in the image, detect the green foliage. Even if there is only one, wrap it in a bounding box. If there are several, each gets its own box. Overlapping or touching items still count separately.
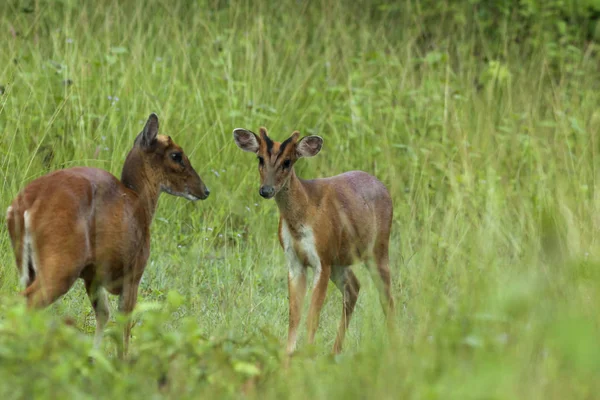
[0,294,281,398]
[1,0,600,398]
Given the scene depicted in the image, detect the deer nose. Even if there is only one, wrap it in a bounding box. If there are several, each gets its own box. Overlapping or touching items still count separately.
[259,186,275,199]
[204,187,210,197]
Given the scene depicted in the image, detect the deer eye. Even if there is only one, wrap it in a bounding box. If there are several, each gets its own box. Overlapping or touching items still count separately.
[282,159,291,169]
[257,156,264,166]
[170,152,183,164]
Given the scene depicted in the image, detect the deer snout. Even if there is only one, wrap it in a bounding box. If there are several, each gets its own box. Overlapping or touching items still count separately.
[200,186,210,199]
[187,169,210,200]
[259,185,275,199]
[190,182,210,200]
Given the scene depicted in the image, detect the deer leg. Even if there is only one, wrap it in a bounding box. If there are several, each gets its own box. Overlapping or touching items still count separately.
[368,240,395,330]
[118,278,140,359]
[21,279,48,308]
[306,263,331,345]
[21,218,88,309]
[84,278,110,350]
[287,265,307,354]
[331,267,360,354]
[22,265,80,309]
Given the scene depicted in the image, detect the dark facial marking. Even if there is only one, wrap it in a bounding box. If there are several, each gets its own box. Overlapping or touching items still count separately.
[264,135,274,155]
[278,136,295,156]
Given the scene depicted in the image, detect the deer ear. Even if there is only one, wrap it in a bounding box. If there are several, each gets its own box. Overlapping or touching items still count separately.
[296,135,323,158]
[139,113,159,148]
[233,128,260,153]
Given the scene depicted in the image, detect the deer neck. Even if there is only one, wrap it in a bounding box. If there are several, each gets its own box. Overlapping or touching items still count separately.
[275,169,310,233]
[120,150,161,222]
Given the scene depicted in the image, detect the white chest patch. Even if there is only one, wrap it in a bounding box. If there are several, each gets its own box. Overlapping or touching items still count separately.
[281,220,321,285]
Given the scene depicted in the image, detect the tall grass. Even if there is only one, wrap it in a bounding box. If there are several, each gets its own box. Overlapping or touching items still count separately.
[1,0,599,398]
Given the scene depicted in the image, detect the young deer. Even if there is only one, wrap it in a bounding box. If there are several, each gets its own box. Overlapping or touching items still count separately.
[5,113,210,356]
[233,127,394,354]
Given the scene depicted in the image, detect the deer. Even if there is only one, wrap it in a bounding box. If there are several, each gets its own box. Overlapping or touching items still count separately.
[233,127,394,354]
[5,113,210,357]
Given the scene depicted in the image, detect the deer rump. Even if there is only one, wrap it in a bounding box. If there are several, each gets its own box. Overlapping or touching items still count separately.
[7,167,139,296]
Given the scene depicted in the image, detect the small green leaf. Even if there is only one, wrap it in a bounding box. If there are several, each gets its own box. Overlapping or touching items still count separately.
[233,361,261,377]
[167,290,185,309]
[424,51,443,65]
[110,46,128,54]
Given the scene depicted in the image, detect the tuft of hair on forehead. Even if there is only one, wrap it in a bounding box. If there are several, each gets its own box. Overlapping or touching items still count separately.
[157,135,172,146]
[259,127,269,138]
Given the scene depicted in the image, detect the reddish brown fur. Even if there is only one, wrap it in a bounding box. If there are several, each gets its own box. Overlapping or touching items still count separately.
[233,127,394,354]
[6,113,209,356]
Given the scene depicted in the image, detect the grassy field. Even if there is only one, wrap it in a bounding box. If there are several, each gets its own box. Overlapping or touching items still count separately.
[1,0,600,398]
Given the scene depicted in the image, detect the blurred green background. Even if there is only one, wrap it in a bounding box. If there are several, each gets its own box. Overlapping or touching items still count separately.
[1,0,600,398]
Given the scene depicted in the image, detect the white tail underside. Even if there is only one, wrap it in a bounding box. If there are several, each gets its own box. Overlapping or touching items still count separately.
[21,210,36,288]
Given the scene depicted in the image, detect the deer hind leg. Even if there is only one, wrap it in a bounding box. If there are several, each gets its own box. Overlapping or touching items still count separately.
[370,240,395,321]
[306,263,331,345]
[21,214,89,309]
[22,265,81,309]
[84,278,110,350]
[22,250,86,309]
[331,266,360,354]
[20,257,77,309]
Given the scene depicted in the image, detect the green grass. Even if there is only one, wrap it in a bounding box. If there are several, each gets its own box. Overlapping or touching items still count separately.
[1,0,600,398]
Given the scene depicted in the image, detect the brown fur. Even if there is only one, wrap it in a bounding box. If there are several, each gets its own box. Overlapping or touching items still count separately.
[6,113,209,357]
[233,127,394,354]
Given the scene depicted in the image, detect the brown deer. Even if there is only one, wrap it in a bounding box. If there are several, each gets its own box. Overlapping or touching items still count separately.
[233,127,394,354]
[5,113,210,356]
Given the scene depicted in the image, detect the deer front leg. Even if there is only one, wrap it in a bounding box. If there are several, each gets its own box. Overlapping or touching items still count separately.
[306,262,331,345]
[118,277,140,359]
[287,264,307,355]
